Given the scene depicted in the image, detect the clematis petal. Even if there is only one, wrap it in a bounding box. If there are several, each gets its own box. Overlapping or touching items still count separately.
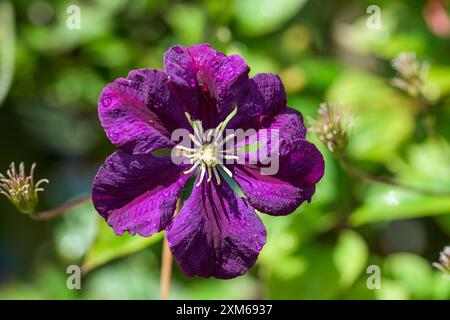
[92,151,190,237]
[98,68,188,154]
[229,73,288,130]
[233,107,308,164]
[232,139,324,216]
[166,178,266,279]
[264,108,308,152]
[164,44,250,126]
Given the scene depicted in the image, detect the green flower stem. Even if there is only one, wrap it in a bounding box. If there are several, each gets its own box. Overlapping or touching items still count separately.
[30,194,91,221]
[338,155,450,197]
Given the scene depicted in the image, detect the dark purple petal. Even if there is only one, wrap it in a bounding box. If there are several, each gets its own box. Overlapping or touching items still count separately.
[232,139,324,216]
[233,108,308,163]
[92,151,190,237]
[98,68,189,154]
[164,44,250,127]
[229,73,288,130]
[265,108,308,152]
[166,178,266,279]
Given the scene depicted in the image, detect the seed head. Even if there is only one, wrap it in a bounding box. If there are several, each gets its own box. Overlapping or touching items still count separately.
[0,162,49,214]
[433,246,450,280]
[309,102,355,154]
[391,52,430,98]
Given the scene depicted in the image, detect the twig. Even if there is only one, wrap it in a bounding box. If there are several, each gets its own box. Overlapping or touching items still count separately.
[30,194,91,221]
[338,155,450,196]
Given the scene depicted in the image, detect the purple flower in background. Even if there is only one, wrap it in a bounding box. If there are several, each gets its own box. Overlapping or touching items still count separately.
[92,44,324,279]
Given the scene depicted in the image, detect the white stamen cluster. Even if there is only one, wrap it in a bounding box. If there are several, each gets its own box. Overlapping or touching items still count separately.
[391,52,430,98]
[433,246,450,280]
[0,162,49,214]
[392,52,422,79]
[176,109,239,187]
[309,102,355,154]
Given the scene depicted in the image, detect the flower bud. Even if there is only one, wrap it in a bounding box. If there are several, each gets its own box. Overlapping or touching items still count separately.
[309,102,355,154]
[391,52,433,99]
[433,246,450,280]
[0,162,49,214]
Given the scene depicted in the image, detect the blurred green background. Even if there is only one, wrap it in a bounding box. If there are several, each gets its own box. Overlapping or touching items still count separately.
[1,0,450,299]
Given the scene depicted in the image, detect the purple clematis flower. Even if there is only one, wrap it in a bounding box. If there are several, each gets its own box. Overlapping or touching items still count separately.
[92,44,324,279]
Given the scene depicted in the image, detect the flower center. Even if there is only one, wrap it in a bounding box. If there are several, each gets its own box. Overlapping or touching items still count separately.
[175,108,238,187]
[198,144,217,167]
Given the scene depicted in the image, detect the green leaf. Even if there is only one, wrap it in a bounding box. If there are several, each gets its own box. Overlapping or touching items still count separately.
[0,1,15,106]
[333,230,368,288]
[350,185,450,226]
[233,0,308,37]
[264,244,342,299]
[82,252,161,300]
[375,279,410,300]
[240,49,279,76]
[339,280,377,300]
[428,65,450,96]
[350,140,450,226]
[369,247,445,300]
[82,220,163,272]
[23,1,115,53]
[391,139,450,192]
[165,4,207,44]
[186,275,259,299]
[298,58,343,92]
[333,4,427,59]
[0,264,79,300]
[50,66,107,108]
[327,70,415,162]
[384,253,434,299]
[431,272,450,300]
[54,201,99,262]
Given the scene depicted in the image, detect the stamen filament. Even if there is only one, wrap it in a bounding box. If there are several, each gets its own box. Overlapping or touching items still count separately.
[204,129,214,143]
[207,166,212,182]
[212,167,221,185]
[185,112,202,142]
[189,134,202,147]
[223,155,239,160]
[195,121,204,142]
[212,122,224,144]
[196,166,206,187]
[35,179,49,188]
[218,148,236,153]
[215,133,236,148]
[175,145,197,152]
[219,164,233,178]
[183,160,200,174]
